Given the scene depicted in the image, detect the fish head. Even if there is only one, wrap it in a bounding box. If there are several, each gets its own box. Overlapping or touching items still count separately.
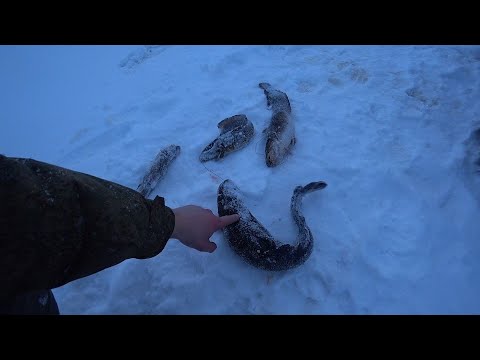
[218,179,241,198]
[218,179,246,214]
[167,144,181,157]
[199,138,224,162]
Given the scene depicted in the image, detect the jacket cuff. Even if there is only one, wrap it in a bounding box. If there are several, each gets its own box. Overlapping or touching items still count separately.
[137,196,176,259]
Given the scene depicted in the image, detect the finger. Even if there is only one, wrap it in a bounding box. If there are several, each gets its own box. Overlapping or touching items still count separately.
[217,214,241,229]
[198,240,217,253]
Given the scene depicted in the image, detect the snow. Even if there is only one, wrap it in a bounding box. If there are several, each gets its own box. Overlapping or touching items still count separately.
[1,45,480,314]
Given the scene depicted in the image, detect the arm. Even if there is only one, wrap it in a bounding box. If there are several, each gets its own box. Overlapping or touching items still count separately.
[0,155,175,300]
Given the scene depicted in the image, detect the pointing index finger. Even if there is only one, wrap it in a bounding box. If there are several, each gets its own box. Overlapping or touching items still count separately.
[217,214,240,229]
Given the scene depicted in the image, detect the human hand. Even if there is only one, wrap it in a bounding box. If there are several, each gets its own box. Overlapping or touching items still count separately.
[170,205,240,253]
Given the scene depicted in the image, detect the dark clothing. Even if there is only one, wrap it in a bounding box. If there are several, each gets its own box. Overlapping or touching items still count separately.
[0,289,59,315]
[0,155,176,311]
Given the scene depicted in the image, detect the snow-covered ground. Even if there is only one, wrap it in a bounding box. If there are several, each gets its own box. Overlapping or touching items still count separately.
[1,45,479,314]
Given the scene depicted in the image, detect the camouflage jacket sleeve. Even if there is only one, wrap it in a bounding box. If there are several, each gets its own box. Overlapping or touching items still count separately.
[0,154,175,300]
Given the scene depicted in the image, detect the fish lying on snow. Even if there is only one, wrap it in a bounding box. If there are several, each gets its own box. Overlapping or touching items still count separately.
[199,114,254,162]
[259,82,296,167]
[137,144,181,197]
[217,179,327,271]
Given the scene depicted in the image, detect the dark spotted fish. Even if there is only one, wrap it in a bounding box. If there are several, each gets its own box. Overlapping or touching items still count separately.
[217,179,327,271]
